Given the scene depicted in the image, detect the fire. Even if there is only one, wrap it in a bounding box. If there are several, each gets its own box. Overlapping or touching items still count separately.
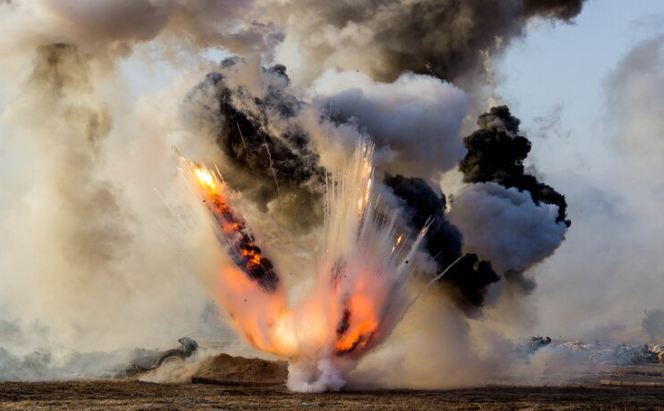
[335,294,380,354]
[177,141,431,389]
[180,157,280,292]
[357,157,373,216]
[391,233,404,253]
[194,167,216,190]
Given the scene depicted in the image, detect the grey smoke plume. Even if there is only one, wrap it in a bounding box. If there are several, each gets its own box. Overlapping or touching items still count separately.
[449,182,568,275]
[314,70,469,178]
[0,0,280,60]
[450,106,569,293]
[0,43,131,330]
[183,60,473,231]
[271,0,588,84]
[0,40,230,355]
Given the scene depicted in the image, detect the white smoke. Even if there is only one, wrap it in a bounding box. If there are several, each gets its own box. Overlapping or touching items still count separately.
[287,357,345,393]
[531,33,664,340]
[311,70,469,178]
[449,182,567,274]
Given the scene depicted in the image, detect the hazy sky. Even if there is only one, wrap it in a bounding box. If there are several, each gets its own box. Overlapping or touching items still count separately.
[495,0,664,338]
[498,0,664,177]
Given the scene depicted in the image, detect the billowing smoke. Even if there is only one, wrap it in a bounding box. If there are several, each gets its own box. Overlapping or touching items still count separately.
[313,70,469,178]
[271,0,588,84]
[183,58,327,231]
[459,106,570,226]
[531,33,664,340]
[449,183,568,275]
[0,0,280,60]
[0,0,590,391]
[384,175,499,311]
[451,106,570,290]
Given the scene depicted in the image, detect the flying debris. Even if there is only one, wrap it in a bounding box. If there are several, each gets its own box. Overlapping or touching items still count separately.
[177,151,280,292]
[177,141,440,391]
[183,58,326,231]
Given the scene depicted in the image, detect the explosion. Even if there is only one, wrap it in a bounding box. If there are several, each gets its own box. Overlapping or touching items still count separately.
[178,142,433,391]
[0,0,597,394]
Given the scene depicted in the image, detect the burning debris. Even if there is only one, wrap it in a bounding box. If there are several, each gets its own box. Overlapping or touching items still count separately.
[174,99,576,391]
[178,155,280,293]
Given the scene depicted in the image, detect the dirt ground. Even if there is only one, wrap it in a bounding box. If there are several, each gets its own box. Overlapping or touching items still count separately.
[1,381,663,410]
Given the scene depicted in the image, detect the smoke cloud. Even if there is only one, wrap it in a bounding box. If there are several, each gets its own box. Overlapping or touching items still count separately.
[271,0,588,85]
[459,106,570,227]
[449,183,568,275]
[183,57,327,231]
[0,0,279,60]
[313,70,469,178]
[384,175,500,311]
[0,0,592,389]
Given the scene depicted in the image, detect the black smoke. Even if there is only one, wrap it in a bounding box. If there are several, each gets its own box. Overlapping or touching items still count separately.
[523,0,587,20]
[459,106,571,227]
[384,175,499,311]
[183,58,327,231]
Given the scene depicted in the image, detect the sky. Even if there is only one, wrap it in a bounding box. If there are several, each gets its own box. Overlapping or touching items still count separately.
[494,0,664,339]
[498,0,664,176]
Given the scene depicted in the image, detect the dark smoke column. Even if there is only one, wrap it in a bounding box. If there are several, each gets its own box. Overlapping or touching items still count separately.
[384,175,499,312]
[449,106,571,294]
[460,106,571,227]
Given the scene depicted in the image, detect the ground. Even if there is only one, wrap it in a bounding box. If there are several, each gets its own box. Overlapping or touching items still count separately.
[1,381,663,410]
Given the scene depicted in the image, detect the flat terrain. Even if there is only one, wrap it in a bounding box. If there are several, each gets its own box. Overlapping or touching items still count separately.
[1,381,663,410]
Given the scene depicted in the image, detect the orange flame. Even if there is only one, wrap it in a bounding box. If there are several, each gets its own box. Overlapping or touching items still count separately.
[179,142,404,362]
